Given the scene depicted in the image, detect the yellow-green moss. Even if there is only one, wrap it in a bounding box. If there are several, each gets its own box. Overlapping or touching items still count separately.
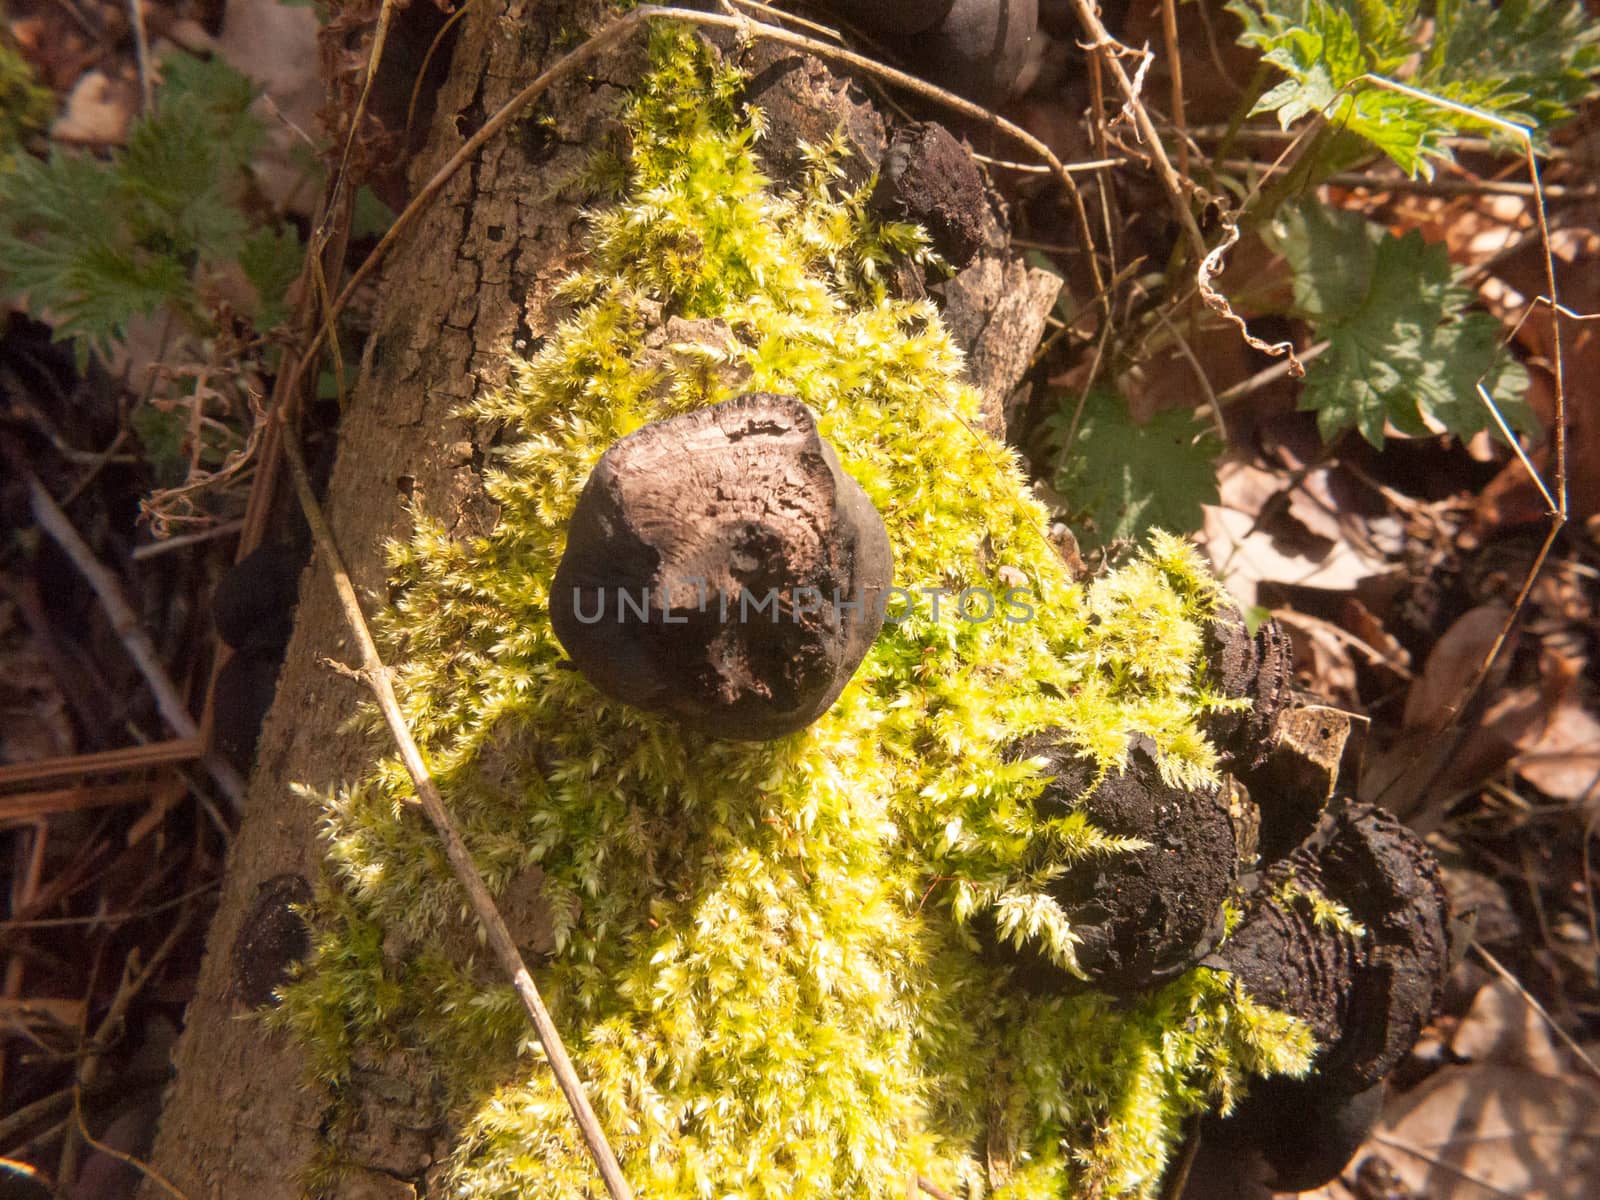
[275,25,1313,1199]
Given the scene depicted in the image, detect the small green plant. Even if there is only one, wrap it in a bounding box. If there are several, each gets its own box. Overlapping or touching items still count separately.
[1047,0,1596,529]
[0,53,304,363]
[1271,875,1367,937]
[0,23,51,167]
[1264,198,1531,445]
[1229,0,1600,176]
[1048,393,1222,550]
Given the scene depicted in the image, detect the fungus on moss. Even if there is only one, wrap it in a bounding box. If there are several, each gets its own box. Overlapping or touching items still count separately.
[996,733,1240,995]
[1197,801,1454,1192]
[274,25,1317,1200]
[550,392,893,740]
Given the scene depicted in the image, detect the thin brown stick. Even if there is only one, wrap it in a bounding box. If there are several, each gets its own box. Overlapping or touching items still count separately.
[0,1087,72,1147]
[0,740,205,790]
[1472,945,1600,1083]
[0,882,219,933]
[1322,170,1593,200]
[1159,0,1188,178]
[126,0,153,115]
[1369,1131,1524,1199]
[130,519,245,560]
[276,421,634,1200]
[24,476,245,812]
[70,1108,190,1200]
[1213,340,1329,405]
[0,784,160,824]
[1145,296,1228,442]
[1064,0,1206,261]
[56,910,190,1183]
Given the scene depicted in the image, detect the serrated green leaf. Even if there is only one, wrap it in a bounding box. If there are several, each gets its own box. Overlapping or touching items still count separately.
[0,51,272,357]
[157,53,263,170]
[1048,392,1221,548]
[1228,0,1600,175]
[1266,200,1530,446]
[239,225,305,329]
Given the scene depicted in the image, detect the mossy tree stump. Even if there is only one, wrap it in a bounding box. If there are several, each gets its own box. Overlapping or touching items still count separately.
[142,8,1447,1200]
[142,5,1062,1197]
[141,2,628,1195]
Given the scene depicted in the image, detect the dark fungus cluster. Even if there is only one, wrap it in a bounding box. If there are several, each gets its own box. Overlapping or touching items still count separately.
[550,394,893,740]
[998,608,1455,1195]
[210,541,306,771]
[843,1,1039,107]
[549,399,1455,1193]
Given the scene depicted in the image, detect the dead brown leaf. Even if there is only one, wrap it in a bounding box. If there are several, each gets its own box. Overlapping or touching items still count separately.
[1373,1062,1600,1199]
[1402,606,1515,733]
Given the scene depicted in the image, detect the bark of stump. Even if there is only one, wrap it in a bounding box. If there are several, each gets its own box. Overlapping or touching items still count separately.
[140,9,1055,1197]
[140,3,626,1196]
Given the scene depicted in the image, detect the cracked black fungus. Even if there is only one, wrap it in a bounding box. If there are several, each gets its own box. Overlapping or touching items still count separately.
[999,731,1239,994]
[549,394,893,740]
[1201,603,1291,770]
[869,122,992,269]
[231,873,313,1010]
[1219,801,1452,1093]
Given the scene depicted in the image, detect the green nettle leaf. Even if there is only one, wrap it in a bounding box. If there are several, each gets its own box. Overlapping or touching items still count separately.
[1049,392,1221,547]
[1228,0,1600,176]
[1266,200,1530,446]
[0,52,265,356]
[239,225,306,329]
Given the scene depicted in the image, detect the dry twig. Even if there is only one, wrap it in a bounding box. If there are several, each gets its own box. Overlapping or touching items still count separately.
[24,476,244,813]
[1063,0,1206,260]
[276,421,635,1200]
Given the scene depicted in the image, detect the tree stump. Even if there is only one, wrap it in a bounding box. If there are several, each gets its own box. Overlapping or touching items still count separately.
[140,2,627,1195]
[140,6,1056,1196]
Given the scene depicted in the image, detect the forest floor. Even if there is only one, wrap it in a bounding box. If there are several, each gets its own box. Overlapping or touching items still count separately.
[1,1,1597,1198]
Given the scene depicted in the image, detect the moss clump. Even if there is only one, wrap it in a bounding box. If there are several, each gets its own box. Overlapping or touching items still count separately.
[275,25,1312,1199]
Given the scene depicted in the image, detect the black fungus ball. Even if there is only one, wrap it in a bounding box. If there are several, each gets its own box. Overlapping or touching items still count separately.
[834,0,1038,105]
[212,650,283,772]
[1218,801,1453,1097]
[1186,1077,1384,1196]
[869,121,992,268]
[910,0,1039,106]
[998,732,1239,993]
[549,394,893,740]
[212,542,306,654]
[852,0,957,35]
[230,873,313,1010]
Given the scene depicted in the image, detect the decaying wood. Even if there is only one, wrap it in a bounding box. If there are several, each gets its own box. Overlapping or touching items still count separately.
[141,2,632,1195]
[141,7,1043,1195]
